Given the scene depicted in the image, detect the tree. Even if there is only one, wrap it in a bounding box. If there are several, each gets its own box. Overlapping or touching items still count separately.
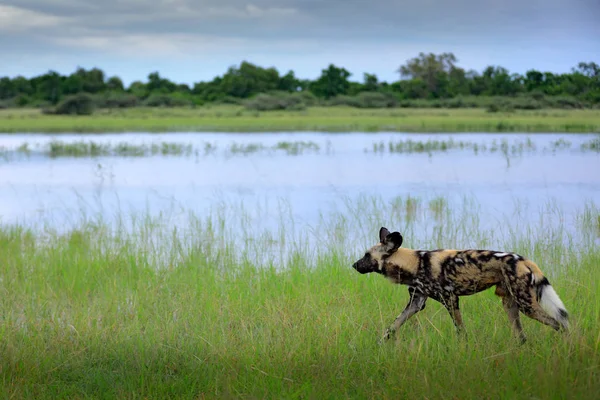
[219,61,280,98]
[397,52,460,97]
[278,70,302,92]
[107,76,124,91]
[480,66,521,96]
[0,77,15,99]
[35,71,63,104]
[524,70,544,92]
[363,73,379,92]
[574,62,600,79]
[74,67,106,93]
[310,64,351,99]
[147,72,176,93]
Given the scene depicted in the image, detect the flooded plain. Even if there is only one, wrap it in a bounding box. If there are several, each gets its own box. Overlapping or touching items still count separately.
[1,132,599,257]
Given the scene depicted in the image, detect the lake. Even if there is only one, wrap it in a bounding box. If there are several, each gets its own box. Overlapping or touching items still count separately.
[1,131,599,259]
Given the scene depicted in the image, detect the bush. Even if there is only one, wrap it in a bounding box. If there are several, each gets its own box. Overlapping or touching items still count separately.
[142,93,192,107]
[328,92,397,108]
[327,95,361,108]
[295,91,319,106]
[46,93,95,115]
[486,98,515,113]
[443,96,482,108]
[548,96,584,109]
[216,96,243,105]
[95,92,139,108]
[356,92,398,108]
[513,98,543,110]
[14,94,31,107]
[244,92,307,111]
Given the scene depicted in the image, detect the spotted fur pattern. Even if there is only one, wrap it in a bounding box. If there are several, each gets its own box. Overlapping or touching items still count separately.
[352,227,570,343]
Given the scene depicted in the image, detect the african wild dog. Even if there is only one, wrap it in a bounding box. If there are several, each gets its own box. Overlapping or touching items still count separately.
[352,227,570,343]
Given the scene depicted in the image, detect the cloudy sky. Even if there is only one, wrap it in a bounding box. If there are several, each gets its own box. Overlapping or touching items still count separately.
[0,0,599,85]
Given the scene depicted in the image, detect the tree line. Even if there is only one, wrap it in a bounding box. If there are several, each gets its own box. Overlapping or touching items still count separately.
[1,52,598,114]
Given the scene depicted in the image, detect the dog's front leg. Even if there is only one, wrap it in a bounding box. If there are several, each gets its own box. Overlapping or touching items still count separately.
[381,290,428,343]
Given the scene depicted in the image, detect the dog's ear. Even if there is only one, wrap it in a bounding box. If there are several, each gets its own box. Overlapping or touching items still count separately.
[379,227,390,243]
[382,231,403,253]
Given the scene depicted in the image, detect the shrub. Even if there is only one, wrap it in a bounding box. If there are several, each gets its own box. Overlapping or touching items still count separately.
[14,94,31,107]
[244,93,307,111]
[443,96,481,108]
[95,93,139,108]
[47,93,95,115]
[328,92,398,108]
[142,93,192,107]
[355,92,398,108]
[216,96,243,105]
[295,91,319,106]
[486,98,515,113]
[548,96,584,109]
[327,95,361,108]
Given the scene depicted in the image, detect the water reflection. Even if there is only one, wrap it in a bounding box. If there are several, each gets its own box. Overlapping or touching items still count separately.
[0,132,598,249]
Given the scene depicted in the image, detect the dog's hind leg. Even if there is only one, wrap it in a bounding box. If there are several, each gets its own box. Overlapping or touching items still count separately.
[496,284,527,343]
[502,296,526,343]
[509,277,562,331]
[441,294,466,335]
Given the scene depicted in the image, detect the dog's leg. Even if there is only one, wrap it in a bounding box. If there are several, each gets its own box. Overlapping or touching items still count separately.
[502,296,527,343]
[381,289,427,343]
[442,295,466,335]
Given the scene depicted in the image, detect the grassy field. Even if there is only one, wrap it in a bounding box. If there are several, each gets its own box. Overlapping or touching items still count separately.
[1,196,599,399]
[1,106,599,133]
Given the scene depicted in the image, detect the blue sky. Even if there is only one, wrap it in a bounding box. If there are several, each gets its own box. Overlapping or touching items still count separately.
[0,0,599,85]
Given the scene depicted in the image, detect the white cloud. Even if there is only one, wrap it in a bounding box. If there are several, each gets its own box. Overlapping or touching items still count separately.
[49,33,240,56]
[0,5,68,32]
[45,31,314,57]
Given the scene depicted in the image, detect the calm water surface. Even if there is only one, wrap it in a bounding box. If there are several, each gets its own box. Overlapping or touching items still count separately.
[1,132,599,251]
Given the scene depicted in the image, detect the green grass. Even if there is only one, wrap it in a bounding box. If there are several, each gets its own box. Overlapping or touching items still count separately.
[1,106,599,133]
[1,195,599,399]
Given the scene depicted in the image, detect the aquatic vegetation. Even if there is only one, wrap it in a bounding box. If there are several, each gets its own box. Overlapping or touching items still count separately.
[581,135,600,152]
[368,136,559,156]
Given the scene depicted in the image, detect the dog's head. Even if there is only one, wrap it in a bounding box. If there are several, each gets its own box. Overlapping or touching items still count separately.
[352,227,404,274]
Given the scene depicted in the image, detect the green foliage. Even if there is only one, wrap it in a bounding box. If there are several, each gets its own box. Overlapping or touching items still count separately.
[1,54,599,112]
[328,92,397,108]
[243,92,308,111]
[310,64,352,99]
[46,93,95,115]
[94,92,139,108]
[142,93,192,107]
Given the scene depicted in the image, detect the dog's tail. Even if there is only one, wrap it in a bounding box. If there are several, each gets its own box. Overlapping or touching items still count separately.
[527,261,569,329]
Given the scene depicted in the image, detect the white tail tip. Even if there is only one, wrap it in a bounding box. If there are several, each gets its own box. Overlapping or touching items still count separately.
[539,284,569,329]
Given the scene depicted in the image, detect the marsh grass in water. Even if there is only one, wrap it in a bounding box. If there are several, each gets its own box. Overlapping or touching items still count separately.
[581,135,600,152]
[48,140,195,158]
[0,139,323,160]
[1,134,599,162]
[1,195,599,399]
[370,137,540,156]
